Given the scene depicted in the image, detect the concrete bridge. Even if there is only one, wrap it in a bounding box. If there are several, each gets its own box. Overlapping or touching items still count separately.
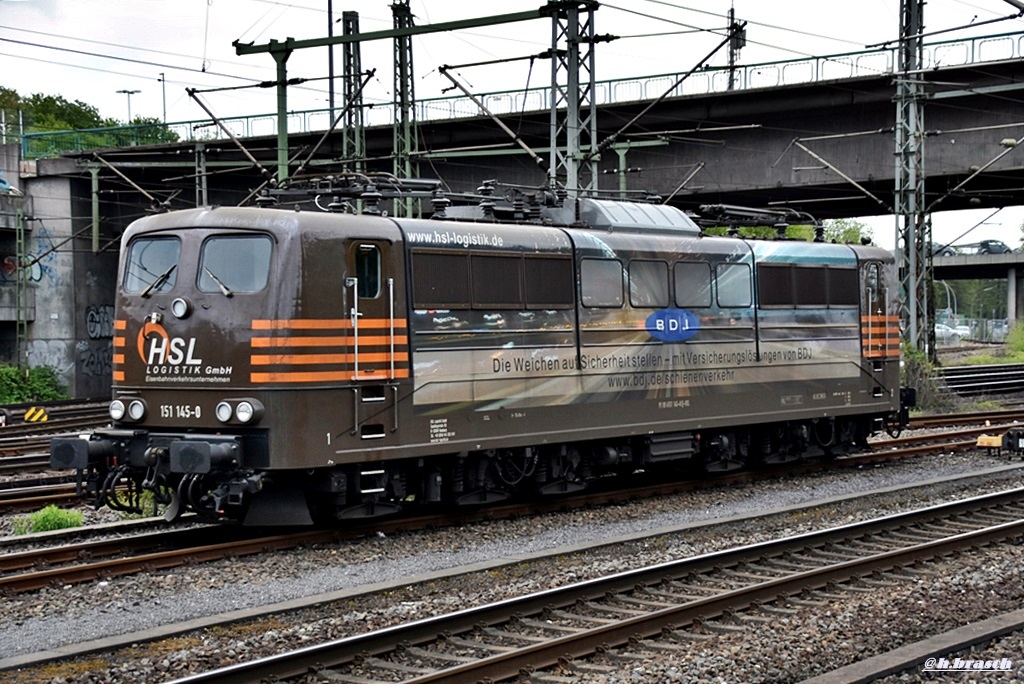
[935,253,1024,340]
[18,30,1024,220]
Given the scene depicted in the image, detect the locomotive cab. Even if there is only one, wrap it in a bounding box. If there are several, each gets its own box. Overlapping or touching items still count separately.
[51,207,412,524]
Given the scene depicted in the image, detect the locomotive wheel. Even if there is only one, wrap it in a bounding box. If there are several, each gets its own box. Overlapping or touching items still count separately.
[814,418,838,461]
[700,433,748,473]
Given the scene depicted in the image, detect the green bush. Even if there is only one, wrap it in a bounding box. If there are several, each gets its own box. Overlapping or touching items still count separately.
[13,505,84,534]
[0,364,68,404]
[1005,322,1024,354]
[902,344,963,413]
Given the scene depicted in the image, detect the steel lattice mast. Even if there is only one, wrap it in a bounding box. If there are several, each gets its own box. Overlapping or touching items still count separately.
[234,3,600,196]
[342,11,366,175]
[392,0,419,217]
[548,1,599,196]
[894,0,932,354]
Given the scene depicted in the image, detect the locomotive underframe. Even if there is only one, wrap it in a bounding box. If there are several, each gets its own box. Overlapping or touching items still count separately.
[54,405,896,525]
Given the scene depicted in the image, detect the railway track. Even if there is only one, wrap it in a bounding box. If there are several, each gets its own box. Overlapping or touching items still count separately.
[163,487,1024,684]
[0,422,1017,593]
[0,480,79,514]
[907,408,1024,429]
[802,609,1024,683]
[938,362,1024,396]
[0,413,108,459]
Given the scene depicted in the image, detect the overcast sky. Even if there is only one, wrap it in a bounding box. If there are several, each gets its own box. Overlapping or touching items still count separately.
[3,0,1024,249]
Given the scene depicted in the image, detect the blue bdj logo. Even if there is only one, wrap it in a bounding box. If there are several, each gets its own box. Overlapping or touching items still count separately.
[646,308,701,342]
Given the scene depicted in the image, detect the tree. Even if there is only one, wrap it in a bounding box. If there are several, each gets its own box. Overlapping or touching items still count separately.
[22,93,105,131]
[702,217,872,243]
[1,86,179,146]
[822,218,872,244]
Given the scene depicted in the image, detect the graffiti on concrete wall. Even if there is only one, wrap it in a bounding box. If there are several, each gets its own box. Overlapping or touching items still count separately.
[86,305,114,340]
[81,305,115,384]
[0,225,60,285]
[77,339,112,379]
[27,339,73,373]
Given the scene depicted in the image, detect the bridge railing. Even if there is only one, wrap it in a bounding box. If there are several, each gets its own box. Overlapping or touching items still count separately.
[21,30,1024,160]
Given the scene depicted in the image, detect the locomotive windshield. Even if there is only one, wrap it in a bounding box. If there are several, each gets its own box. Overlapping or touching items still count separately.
[124,237,180,294]
[198,235,273,294]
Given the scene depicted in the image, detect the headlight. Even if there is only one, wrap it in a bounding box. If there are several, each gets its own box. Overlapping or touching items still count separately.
[127,399,146,421]
[214,398,264,425]
[235,401,256,423]
[215,401,233,423]
[171,297,192,319]
[109,400,126,421]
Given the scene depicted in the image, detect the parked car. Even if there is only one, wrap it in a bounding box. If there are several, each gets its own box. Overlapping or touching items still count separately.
[978,240,1011,254]
[934,323,962,346]
[956,240,1012,255]
[954,324,971,339]
[932,243,957,256]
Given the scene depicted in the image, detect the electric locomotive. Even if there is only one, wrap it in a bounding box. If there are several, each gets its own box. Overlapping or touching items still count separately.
[51,184,911,525]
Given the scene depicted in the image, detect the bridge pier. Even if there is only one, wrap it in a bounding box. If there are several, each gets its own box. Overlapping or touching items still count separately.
[1012,267,1023,333]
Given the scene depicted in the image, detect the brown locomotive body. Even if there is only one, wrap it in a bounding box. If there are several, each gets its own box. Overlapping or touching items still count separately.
[51,197,909,524]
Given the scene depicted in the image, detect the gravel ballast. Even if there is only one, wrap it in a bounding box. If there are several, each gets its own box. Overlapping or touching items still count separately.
[1,451,1023,683]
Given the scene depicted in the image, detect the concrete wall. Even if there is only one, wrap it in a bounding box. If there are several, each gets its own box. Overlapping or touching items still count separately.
[20,156,118,398]
[0,143,24,362]
[0,142,17,192]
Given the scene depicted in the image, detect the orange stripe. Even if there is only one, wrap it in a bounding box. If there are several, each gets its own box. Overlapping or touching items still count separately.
[114,320,127,330]
[251,352,410,365]
[860,315,899,323]
[344,335,407,344]
[113,337,126,348]
[251,368,410,383]
[251,335,408,348]
[113,371,125,381]
[113,354,125,365]
[252,319,407,330]
[253,319,345,330]
[253,336,347,348]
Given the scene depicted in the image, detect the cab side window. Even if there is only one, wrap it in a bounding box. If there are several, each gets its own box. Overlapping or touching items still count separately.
[354,244,382,298]
[863,262,884,314]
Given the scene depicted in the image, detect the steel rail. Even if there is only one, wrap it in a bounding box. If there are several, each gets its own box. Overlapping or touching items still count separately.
[938,363,1024,396]
[0,427,1009,594]
[908,408,1024,429]
[162,487,1024,684]
[0,454,55,474]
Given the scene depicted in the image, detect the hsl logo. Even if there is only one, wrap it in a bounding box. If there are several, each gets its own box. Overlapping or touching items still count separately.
[137,320,202,365]
[646,308,701,342]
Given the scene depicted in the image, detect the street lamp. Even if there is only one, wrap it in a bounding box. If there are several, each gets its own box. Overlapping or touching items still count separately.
[936,280,956,322]
[116,89,141,122]
[157,73,167,123]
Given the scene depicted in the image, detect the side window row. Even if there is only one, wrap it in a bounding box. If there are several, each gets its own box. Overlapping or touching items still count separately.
[582,258,751,309]
[408,252,858,311]
[411,251,575,310]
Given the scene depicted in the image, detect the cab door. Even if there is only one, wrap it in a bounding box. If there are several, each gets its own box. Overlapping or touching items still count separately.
[343,240,407,439]
[861,261,898,362]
